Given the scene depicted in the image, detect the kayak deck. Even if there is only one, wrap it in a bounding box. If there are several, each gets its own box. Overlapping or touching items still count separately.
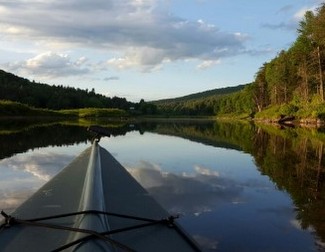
[0,141,201,251]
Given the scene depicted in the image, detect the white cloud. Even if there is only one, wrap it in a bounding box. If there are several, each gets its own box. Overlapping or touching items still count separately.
[294,6,317,21]
[197,60,221,70]
[6,51,90,77]
[0,0,247,72]
[194,165,220,176]
[107,47,167,71]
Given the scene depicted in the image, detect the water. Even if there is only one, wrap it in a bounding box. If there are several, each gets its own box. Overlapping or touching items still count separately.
[0,120,324,251]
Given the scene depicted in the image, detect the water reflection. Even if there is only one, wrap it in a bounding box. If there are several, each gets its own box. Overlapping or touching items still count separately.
[127,161,243,215]
[1,120,325,251]
[1,151,74,181]
[0,149,76,213]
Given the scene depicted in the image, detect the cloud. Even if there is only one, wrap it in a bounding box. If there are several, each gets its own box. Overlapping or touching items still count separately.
[127,161,243,215]
[5,51,90,77]
[192,235,218,251]
[0,190,35,215]
[104,76,120,81]
[277,5,294,14]
[0,151,75,214]
[262,4,319,32]
[0,0,248,72]
[261,22,296,31]
[197,60,220,70]
[294,6,318,21]
[0,151,74,182]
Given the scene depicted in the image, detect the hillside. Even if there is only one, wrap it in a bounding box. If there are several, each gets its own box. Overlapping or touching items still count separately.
[154,84,246,105]
[0,69,133,110]
[153,84,249,116]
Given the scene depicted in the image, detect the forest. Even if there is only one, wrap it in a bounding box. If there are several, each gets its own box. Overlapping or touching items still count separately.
[154,84,247,116]
[0,69,133,110]
[250,3,325,120]
[0,69,157,115]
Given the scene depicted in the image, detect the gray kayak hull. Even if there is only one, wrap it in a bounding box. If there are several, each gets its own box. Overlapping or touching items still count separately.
[0,142,200,251]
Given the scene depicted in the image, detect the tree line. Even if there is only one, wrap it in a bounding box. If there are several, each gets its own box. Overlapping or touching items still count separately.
[251,3,325,115]
[155,85,247,116]
[0,70,133,110]
[0,69,157,114]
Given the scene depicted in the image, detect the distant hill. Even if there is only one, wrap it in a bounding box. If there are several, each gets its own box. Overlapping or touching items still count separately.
[0,69,133,110]
[152,84,249,116]
[153,84,247,105]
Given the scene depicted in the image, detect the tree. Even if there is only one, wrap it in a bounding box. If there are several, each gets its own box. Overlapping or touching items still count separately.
[299,9,325,101]
[252,64,269,112]
[291,35,313,102]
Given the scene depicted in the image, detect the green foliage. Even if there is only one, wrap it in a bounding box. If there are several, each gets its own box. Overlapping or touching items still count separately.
[60,108,128,118]
[214,85,255,117]
[0,69,159,116]
[279,104,299,115]
[255,103,298,119]
[255,105,283,119]
[0,100,129,119]
[155,84,248,116]
[249,3,325,121]
[311,103,325,119]
[0,100,61,117]
[0,69,135,110]
[155,85,246,105]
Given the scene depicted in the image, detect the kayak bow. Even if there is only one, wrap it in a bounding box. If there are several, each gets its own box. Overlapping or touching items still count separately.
[0,140,201,252]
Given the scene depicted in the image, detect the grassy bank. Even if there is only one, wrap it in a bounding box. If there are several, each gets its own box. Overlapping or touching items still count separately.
[254,102,325,125]
[0,100,129,119]
[2,99,325,127]
[0,100,62,117]
[60,108,128,118]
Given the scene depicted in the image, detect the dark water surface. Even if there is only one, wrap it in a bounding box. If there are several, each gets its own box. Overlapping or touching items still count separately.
[1,119,325,251]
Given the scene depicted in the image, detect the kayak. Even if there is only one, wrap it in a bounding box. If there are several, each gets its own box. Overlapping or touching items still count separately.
[0,139,201,251]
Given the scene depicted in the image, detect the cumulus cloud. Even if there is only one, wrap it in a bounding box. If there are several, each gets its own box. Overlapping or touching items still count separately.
[0,0,248,72]
[5,51,90,77]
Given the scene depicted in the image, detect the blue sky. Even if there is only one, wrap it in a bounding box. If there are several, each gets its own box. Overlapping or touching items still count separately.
[0,0,323,102]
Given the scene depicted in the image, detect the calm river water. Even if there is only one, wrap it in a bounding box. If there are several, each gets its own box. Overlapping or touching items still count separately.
[1,119,325,251]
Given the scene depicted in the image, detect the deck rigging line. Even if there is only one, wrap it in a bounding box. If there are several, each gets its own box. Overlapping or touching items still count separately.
[1,210,200,252]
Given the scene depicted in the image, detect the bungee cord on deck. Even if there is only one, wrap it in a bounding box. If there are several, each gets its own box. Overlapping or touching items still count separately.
[0,210,182,252]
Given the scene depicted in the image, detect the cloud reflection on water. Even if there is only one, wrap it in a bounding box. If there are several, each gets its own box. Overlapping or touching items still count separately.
[0,151,75,213]
[1,151,74,181]
[126,160,243,215]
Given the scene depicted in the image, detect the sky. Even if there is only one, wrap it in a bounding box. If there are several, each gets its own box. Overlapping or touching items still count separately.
[0,0,324,102]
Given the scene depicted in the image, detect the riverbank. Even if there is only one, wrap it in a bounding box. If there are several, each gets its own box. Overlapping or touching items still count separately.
[0,100,129,119]
[1,100,325,128]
